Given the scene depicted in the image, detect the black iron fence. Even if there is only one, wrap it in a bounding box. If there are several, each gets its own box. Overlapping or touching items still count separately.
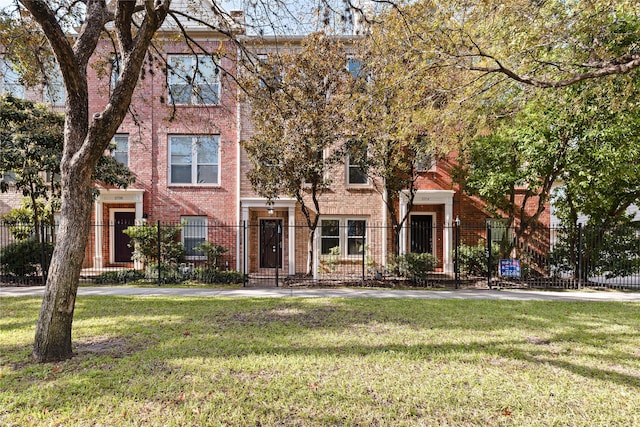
[2,220,640,289]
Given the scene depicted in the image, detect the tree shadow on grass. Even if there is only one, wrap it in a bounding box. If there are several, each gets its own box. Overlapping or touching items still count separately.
[2,296,640,421]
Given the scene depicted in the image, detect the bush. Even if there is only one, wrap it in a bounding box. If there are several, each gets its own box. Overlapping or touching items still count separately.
[458,241,500,276]
[394,252,438,282]
[92,269,146,284]
[193,268,245,284]
[123,223,185,266]
[0,238,54,277]
[196,242,229,269]
[144,263,188,284]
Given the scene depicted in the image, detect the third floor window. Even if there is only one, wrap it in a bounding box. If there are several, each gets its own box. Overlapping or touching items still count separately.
[169,135,220,185]
[167,54,220,105]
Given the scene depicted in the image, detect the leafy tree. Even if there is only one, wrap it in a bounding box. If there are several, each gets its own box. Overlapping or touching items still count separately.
[123,222,185,267]
[365,0,640,150]
[553,76,640,230]
[0,95,135,242]
[346,26,452,255]
[242,32,352,275]
[456,91,575,260]
[0,0,193,362]
[0,95,63,237]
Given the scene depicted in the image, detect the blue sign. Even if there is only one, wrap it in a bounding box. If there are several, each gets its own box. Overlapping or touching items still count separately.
[499,259,521,278]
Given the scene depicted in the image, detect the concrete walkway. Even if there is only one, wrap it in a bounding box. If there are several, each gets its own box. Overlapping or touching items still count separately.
[2,285,640,302]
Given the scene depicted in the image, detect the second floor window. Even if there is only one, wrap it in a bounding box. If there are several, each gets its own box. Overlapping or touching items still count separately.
[347,143,368,185]
[112,135,129,167]
[168,54,220,105]
[347,57,363,78]
[170,135,219,185]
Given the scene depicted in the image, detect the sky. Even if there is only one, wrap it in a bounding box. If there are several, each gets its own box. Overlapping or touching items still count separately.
[0,0,361,36]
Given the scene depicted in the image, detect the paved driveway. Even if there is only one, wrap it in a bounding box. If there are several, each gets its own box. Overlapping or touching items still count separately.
[2,286,640,302]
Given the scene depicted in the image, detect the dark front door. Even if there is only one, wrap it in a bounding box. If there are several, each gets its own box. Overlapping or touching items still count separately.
[114,211,135,263]
[410,215,433,254]
[260,219,282,268]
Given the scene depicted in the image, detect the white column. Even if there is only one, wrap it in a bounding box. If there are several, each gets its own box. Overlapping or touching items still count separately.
[443,198,453,273]
[241,205,249,272]
[381,188,388,267]
[399,193,408,255]
[288,206,295,275]
[93,197,103,268]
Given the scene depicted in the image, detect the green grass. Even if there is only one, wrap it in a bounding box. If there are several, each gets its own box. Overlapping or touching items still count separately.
[2,297,640,426]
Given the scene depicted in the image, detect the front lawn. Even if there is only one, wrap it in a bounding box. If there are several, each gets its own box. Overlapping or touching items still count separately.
[1,297,639,426]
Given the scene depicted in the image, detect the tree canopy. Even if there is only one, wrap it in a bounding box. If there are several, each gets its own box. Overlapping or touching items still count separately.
[0,94,135,227]
[242,32,352,274]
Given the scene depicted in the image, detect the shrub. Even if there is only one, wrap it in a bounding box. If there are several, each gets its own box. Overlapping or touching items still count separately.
[458,240,500,276]
[193,268,245,284]
[123,223,185,266]
[394,252,438,281]
[196,242,229,269]
[0,238,54,277]
[144,263,188,284]
[92,269,145,284]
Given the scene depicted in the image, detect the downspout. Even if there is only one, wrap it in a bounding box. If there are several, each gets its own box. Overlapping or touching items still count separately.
[235,41,242,271]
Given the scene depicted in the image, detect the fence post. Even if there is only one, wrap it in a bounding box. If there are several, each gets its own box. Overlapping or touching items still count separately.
[487,223,492,289]
[243,221,247,287]
[275,221,280,287]
[577,222,583,289]
[362,233,366,283]
[454,217,460,289]
[157,220,161,286]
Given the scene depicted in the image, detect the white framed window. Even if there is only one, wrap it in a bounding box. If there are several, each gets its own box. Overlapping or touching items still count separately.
[346,142,368,185]
[320,219,340,255]
[347,56,363,78]
[182,216,207,258]
[169,135,220,185]
[256,53,282,89]
[112,134,129,167]
[320,218,367,256]
[487,218,513,243]
[168,54,220,105]
[109,55,121,94]
[347,219,366,255]
[1,171,17,188]
[0,57,24,98]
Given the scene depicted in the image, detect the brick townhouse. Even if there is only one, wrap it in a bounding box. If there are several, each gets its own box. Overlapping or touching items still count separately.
[1,0,552,277]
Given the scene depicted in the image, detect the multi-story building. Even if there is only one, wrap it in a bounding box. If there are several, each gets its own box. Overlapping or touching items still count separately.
[1,1,552,281]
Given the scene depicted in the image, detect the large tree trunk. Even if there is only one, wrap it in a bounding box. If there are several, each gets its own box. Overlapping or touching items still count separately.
[33,165,93,362]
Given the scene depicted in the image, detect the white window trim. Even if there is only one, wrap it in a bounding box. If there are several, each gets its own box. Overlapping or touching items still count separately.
[486,218,513,243]
[319,217,367,258]
[415,153,437,173]
[167,54,221,106]
[346,153,369,186]
[181,215,208,260]
[168,135,221,186]
[112,134,129,167]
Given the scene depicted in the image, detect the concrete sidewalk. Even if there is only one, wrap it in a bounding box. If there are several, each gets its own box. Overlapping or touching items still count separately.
[2,285,640,302]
